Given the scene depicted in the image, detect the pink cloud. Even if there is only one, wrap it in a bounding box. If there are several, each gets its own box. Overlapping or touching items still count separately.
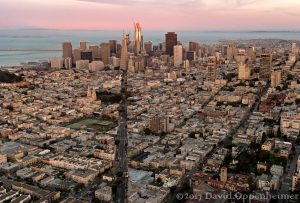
[0,0,299,30]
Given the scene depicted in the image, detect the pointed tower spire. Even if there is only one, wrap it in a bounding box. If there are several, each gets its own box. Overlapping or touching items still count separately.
[120,32,128,70]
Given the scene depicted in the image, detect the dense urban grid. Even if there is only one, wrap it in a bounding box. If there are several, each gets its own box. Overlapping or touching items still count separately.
[0,23,300,203]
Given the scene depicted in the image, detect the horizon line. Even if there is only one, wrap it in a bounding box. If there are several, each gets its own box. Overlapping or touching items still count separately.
[1,27,300,33]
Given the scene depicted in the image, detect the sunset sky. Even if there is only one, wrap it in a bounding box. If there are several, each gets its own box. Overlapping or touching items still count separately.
[1,0,300,30]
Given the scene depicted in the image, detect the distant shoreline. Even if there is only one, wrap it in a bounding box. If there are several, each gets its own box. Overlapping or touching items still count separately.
[1,29,299,66]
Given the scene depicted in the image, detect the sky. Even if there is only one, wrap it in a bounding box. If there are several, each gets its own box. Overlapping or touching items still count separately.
[0,0,300,30]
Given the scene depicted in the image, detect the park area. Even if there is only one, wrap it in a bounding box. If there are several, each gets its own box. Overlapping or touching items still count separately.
[67,118,117,132]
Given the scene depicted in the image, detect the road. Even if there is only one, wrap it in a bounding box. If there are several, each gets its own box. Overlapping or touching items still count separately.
[168,81,270,203]
[277,146,300,203]
[113,69,129,203]
[167,85,226,203]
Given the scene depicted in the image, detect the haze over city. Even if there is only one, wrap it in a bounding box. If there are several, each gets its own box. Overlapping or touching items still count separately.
[1,0,300,30]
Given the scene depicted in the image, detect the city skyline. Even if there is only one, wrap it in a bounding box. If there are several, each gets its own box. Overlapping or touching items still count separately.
[1,0,300,30]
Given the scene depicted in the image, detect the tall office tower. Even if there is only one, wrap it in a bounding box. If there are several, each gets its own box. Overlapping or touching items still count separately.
[260,53,272,81]
[165,32,177,56]
[292,42,299,60]
[207,56,217,82]
[224,44,235,61]
[247,46,256,63]
[89,45,100,61]
[186,51,196,61]
[125,33,133,53]
[198,48,203,58]
[120,33,129,69]
[215,52,221,61]
[238,63,251,80]
[223,45,228,58]
[292,42,298,53]
[100,43,111,65]
[128,57,135,73]
[80,51,93,62]
[62,42,72,59]
[144,41,153,54]
[73,48,81,64]
[161,55,169,65]
[189,41,199,56]
[112,56,120,68]
[109,40,117,55]
[261,47,267,54]
[50,58,64,70]
[141,35,144,50]
[80,41,87,51]
[134,61,143,72]
[271,70,282,87]
[116,44,122,56]
[64,58,72,69]
[220,167,228,182]
[236,49,246,64]
[161,42,166,52]
[134,22,142,54]
[183,60,190,69]
[173,45,183,67]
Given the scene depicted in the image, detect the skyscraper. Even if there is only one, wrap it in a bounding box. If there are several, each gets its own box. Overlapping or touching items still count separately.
[271,70,282,87]
[224,44,235,61]
[120,33,129,69]
[165,32,177,56]
[73,48,81,64]
[62,42,72,60]
[292,42,298,53]
[134,22,142,54]
[174,45,183,67]
[207,56,217,82]
[109,40,117,55]
[291,42,299,60]
[81,51,93,62]
[189,41,199,56]
[186,51,196,61]
[247,46,256,63]
[260,53,272,81]
[80,41,87,51]
[236,49,246,64]
[100,43,111,65]
[238,63,251,80]
[89,45,100,61]
[144,41,153,54]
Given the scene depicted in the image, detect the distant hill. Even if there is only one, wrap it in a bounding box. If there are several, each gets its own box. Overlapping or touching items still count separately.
[0,70,23,83]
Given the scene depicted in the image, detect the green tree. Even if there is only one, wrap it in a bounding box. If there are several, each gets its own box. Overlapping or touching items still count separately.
[74,183,85,192]
[115,139,120,145]
[287,74,294,80]
[188,132,196,139]
[212,174,220,180]
[144,128,151,135]
[236,150,257,173]
[223,136,234,149]
[261,133,267,143]
[295,181,300,193]
[247,176,255,191]
[170,186,177,193]
[5,105,14,111]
